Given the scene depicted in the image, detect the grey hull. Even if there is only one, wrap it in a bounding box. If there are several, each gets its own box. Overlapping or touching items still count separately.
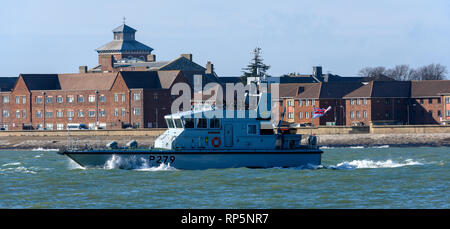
[63,151,322,170]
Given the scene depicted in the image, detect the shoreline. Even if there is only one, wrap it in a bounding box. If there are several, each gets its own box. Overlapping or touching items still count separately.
[0,133,449,150]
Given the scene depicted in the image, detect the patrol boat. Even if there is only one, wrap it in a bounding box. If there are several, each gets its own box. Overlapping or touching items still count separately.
[58,93,323,170]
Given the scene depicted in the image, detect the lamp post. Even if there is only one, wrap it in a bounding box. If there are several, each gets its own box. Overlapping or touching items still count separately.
[42,91,46,130]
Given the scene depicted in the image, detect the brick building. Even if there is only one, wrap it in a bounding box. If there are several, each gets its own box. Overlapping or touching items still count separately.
[0,71,190,130]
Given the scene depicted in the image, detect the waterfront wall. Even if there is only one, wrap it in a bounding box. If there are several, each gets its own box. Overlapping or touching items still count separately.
[0,125,448,137]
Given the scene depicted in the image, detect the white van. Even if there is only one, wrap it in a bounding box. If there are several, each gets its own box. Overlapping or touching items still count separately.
[67,123,88,130]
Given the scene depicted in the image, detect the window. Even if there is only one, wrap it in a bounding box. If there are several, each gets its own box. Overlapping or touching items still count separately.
[77,95,84,103]
[357,98,361,105]
[447,110,450,117]
[2,110,9,117]
[209,119,221,129]
[183,118,195,128]
[299,112,303,119]
[56,124,64,130]
[121,108,126,116]
[78,110,84,117]
[299,100,303,107]
[35,96,43,104]
[247,124,257,135]
[22,96,26,104]
[88,123,96,130]
[363,98,367,105]
[446,97,450,104]
[16,110,20,118]
[420,99,424,104]
[351,99,355,105]
[99,95,106,102]
[429,98,433,104]
[133,93,141,101]
[114,108,119,116]
[133,122,140,128]
[56,110,64,118]
[437,98,441,104]
[22,110,26,118]
[88,110,96,117]
[46,111,53,118]
[2,96,9,104]
[57,96,63,103]
[288,112,294,119]
[438,110,442,117]
[45,123,53,130]
[385,99,390,105]
[356,111,360,118]
[121,94,126,102]
[287,100,293,107]
[16,96,20,104]
[363,110,367,118]
[174,119,183,128]
[114,94,119,102]
[67,110,74,118]
[88,95,96,103]
[306,100,310,106]
[133,108,140,115]
[46,96,53,103]
[67,96,74,103]
[36,111,42,118]
[99,109,106,117]
[196,118,207,128]
[385,111,390,118]
[305,112,310,119]
[350,111,354,119]
[166,119,175,128]
[312,99,315,106]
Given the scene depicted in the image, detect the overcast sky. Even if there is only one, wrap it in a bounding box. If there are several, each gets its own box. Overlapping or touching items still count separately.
[1,0,449,77]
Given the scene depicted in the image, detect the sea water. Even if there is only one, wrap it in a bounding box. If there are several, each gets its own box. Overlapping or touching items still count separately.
[0,146,448,208]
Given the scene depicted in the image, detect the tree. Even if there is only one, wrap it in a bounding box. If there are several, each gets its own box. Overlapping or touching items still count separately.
[358,66,392,81]
[240,47,271,84]
[384,65,415,81]
[413,64,448,80]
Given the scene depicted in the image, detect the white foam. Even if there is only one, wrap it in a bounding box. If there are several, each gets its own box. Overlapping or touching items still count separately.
[349,146,365,149]
[31,147,59,152]
[330,159,423,170]
[2,162,21,167]
[103,155,177,171]
[319,146,335,149]
[67,159,85,170]
[371,145,390,149]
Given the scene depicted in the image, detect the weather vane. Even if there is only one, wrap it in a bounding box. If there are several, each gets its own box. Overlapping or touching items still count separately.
[123,16,126,24]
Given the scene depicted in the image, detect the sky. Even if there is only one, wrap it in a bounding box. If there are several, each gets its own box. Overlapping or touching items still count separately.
[1,0,449,78]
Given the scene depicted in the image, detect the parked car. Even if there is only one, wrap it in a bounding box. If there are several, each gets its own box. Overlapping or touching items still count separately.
[67,123,88,130]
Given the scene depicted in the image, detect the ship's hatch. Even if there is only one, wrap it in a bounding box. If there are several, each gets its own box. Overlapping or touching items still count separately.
[224,124,233,147]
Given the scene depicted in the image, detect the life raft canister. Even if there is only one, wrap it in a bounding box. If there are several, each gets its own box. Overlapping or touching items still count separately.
[211,137,221,147]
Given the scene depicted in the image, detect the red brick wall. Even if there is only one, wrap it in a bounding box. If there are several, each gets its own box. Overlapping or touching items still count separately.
[411,97,443,124]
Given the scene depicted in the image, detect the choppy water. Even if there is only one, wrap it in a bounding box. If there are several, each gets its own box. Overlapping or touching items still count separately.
[0,146,448,208]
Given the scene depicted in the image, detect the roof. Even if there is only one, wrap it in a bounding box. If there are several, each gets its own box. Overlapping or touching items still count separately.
[159,56,206,72]
[157,71,182,89]
[58,73,118,91]
[275,83,319,98]
[411,80,450,98]
[344,81,411,98]
[112,24,137,33]
[96,40,153,53]
[0,77,18,91]
[318,82,364,99]
[114,61,170,70]
[217,77,242,84]
[20,74,61,90]
[119,71,162,89]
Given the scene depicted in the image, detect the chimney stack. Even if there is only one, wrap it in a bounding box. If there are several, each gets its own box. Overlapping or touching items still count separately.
[206,61,214,74]
[79,66,88,74]
[181,53,193,61]
[313,66,322,78]
[100,55,114,72]
[147,54,156,62]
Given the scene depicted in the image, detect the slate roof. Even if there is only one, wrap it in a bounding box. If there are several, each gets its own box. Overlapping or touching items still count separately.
[112,24,137,33]
[119,71,162,89]
[0,77,18,91]
[411,80,450,98]
[344,81,411,98]
[96,40,154,53]
[158,56,206,72]
[20,74,61,90]
[58,73,118,91]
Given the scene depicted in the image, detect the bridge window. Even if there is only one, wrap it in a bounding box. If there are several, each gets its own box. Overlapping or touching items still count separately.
[183,118,195,128]
[166,119,174,128]
[196,118,208,128]
[209,118,221,129]
[174,119,183,128]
